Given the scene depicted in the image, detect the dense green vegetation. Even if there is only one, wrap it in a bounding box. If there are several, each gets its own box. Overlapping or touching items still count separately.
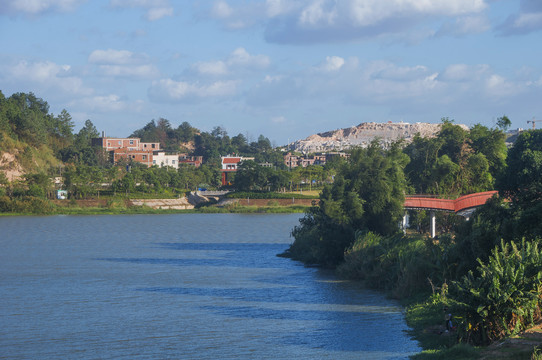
[284,117,542,356]
[0,91,327,213]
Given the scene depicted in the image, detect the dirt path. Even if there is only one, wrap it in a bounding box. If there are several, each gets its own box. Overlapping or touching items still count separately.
[479,323,542,359]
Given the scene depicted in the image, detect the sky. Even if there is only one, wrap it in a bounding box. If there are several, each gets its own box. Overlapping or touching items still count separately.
[1,0,541,146]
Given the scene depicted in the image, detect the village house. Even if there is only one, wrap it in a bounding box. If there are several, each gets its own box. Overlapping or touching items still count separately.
[179,155,203,168]
[220,155,254,186]
[152,152,179,169]
[92,135,161,167]
[112,148,154,167]
[283,152,349,168]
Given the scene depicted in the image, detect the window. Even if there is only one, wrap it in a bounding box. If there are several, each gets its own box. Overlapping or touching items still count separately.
[153,160,156,164]
[130,140,134,145]
[107,142,111,147]
[118,141,121,145]
[172,160,176,164]
[142,155,146,160]
[152,144,156,148]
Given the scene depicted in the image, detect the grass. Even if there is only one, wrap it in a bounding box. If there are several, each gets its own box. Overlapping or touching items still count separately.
[411,343,479,360]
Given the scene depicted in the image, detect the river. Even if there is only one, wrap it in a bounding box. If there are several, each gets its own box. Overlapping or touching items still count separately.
[0,214,420,359]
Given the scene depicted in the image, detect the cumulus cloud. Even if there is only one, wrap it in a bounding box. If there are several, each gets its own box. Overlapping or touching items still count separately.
[1,59,91,96]
[243,56,540,123]
[211,0,233,18]
[193,61,229,76]
[0,0,84,15]
[437,15,490,36]
[316,56,345,72]
[228,48,270,68]
[72,94,127,112]
[271,115,287,123]
[88,49,159,79]
[148,78,238,102]
[206,0,489,44]
[498,11,542,35]
[89,49,149,65]
[192,48,270,76]
[438,64,490,82]
[207,0,264,29]
[109,0,173,21]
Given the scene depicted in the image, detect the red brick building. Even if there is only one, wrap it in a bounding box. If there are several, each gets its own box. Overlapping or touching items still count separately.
[92,136,161,167]
[220,155,254,186]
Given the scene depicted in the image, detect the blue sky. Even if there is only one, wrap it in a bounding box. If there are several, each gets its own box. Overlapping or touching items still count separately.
[1,0,541,145]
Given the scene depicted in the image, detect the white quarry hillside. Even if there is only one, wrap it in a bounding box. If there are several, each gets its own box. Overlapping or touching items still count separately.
[289,122,469,153]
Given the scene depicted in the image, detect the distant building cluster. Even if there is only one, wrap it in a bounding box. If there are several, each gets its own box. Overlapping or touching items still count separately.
[91,136,349,185]
[91,136,202,169]
[283,152,349,168]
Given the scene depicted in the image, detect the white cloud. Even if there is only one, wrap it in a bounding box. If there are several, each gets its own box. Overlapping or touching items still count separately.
[149,78,237,102]
[98,64,159,78]
[316,56,345,72]
[499,11,542,35]
[146,6,173,21]
[271,115,287,123]
[89,49,148,65]
[485,74,524,98]
[438,15,490,36]
[227,48,270,68]
[89,49,158,79]
[265,0,299,17]
[346,0,486,26]
[250,0,489,43]
[4,60,91,96]
[109,0,173,21]
[192,48,270,76]
[211,0,233,18]
[193,61,228,76]
[439,64,489,82]
[206,0,265,30]
[73,94,127,112]
[0,0,83,15]
[299,0,338,27]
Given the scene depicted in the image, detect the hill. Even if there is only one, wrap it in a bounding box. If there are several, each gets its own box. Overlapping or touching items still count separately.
[290,121,469,153]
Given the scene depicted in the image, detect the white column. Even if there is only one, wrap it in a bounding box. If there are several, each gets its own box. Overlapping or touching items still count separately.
[402,212,409,234]
[430,210,436,238]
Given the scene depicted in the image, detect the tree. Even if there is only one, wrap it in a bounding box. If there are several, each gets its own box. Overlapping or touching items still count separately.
[74,119,99,149]
[176,121,195,143]
[496,115,512,131]
[234,160,270,191]
[497,129,542,208]
[287,140,409,267]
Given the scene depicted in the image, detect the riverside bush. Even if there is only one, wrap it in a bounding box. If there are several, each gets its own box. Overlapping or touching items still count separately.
[338,231,448,298]
[450,239,542,345]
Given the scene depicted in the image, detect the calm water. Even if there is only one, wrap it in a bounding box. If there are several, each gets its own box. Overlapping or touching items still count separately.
[0,214,420,359]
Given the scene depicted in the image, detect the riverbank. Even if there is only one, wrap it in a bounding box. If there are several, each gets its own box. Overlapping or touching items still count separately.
[406,299,542,360]
[0,198,312,216]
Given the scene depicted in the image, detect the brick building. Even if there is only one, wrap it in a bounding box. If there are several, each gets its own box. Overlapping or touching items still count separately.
[92,136,161,167]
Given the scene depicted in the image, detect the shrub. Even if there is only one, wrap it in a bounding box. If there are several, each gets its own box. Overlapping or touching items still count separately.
[451,239,542,345]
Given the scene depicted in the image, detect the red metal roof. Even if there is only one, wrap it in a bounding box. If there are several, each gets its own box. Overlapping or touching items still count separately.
[404,191,498,213]
[222,157,241,164]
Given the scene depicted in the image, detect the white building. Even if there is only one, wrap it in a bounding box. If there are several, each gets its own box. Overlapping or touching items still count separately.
[153,152,179,169]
